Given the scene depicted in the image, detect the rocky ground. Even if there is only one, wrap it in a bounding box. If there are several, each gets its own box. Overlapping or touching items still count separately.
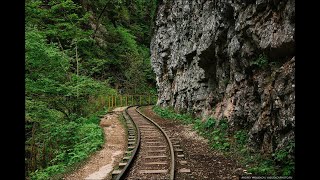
[140,106,248,180]
[63,107,127,180]
[63,105,252,179]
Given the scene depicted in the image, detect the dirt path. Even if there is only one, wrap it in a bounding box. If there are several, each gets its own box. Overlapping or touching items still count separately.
[140,106,247,180]
[64,107,127,180]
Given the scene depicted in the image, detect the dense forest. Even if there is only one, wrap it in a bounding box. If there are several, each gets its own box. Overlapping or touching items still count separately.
[25,0,157,179]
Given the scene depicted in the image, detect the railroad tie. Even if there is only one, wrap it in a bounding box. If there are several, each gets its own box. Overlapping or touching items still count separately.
[178,168,191,173]
[171,141,180,145]
[174,148,183,152]
[177,154,184,158]
[146,145,166,148]
[139,126,154,128]
[138,170,168,174]
[128,141,135,145]
[112,170,122,176]
[147,150,166,153]
[140,129,156,131]
[145,141,161,144]
[121,107,175,180]
[144,155,167,159]
[179,160,187,165]
[119,162,127,167]
[144,139,161,142]
[144,161,167,165]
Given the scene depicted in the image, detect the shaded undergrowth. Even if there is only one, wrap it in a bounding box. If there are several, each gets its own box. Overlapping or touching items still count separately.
[28,109,107,180]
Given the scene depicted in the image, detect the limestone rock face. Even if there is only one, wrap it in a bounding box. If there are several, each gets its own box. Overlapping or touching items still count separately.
[151,0,295,153]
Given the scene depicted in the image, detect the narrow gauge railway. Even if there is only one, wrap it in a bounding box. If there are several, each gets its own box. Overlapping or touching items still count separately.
[112,106,174,180]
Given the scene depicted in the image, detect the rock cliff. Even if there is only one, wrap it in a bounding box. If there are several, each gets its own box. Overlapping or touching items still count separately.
[150,0,295,154]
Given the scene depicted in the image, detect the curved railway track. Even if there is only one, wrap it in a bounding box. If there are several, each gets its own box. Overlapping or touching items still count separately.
[112,106,175,180]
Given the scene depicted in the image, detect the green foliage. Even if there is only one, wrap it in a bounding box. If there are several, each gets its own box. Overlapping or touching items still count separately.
[26,4,110,179]
[204,118,216,129]
[28,113,104,180]
[68,123,104,165]
[152,105,295,176]
[25,27,69,81]
[26,0,158,179]
[247,159,276,175]
[117,26,139,53]
[26,0,92,49]
[80,0,157,94]
[223,77,230,86]
[272,141,295,176]
[234,130,248,146]
[250,54,268,69]
[153,106,194,124]
[153,106,230,150]
[30,164,66,180]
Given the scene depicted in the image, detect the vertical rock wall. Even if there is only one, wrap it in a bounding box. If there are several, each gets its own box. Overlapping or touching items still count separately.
[150,0,295,153]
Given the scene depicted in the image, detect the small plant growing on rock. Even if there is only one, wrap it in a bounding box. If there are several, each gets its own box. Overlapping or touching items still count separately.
[204,118,216,130]
[234,130,248,147]
[272,140,295,176]
[250,54,268,69]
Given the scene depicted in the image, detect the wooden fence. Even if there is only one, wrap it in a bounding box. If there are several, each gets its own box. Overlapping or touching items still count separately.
[106,94,157,108]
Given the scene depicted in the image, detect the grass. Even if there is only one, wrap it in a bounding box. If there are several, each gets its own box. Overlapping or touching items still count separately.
[152,105,295,176]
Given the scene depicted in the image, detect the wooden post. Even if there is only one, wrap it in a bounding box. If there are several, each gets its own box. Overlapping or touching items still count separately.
[139,95,142,105]
[108,96,110,108]
[126,96,128,106]
[131,95,133,105]
[120,96,122,107]
[115,96,117,107]
[112,95,114,107]
[148,95,151,104]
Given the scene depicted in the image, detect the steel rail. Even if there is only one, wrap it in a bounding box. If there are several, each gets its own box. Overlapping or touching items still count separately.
[114,105,175,180]
[115,106,141,180]
[136,106,175,180]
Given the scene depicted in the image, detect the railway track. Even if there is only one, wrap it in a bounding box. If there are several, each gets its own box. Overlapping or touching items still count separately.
[112,106,175,180]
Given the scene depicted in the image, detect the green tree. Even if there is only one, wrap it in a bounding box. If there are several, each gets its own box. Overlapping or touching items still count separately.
[25,0,158,178]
